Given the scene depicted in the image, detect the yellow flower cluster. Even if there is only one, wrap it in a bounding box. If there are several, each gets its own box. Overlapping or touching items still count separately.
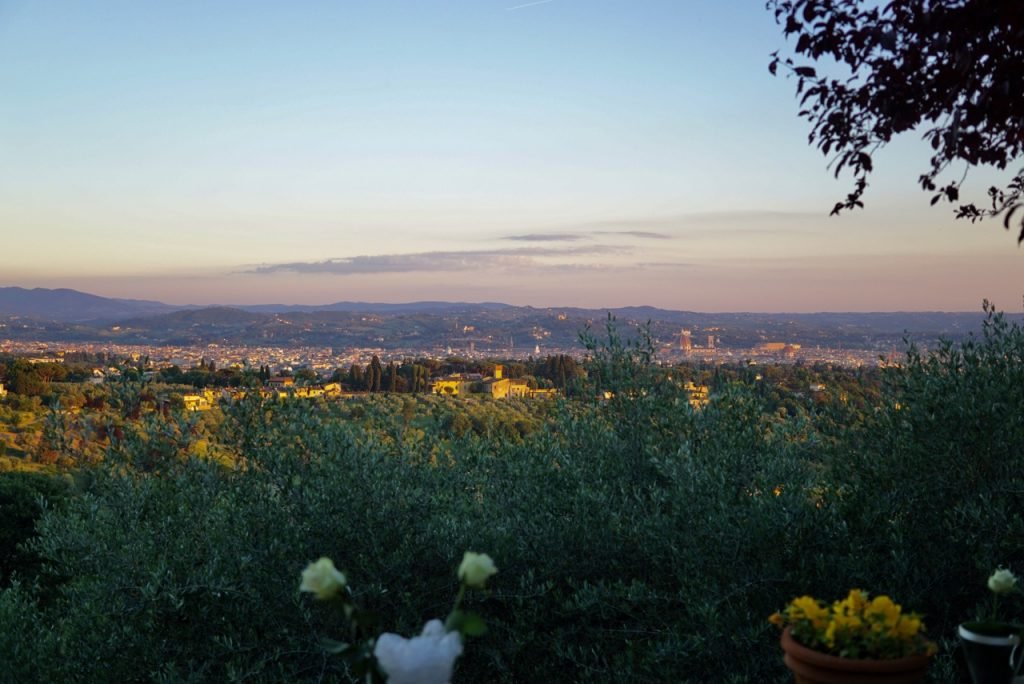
[770,589,936,659]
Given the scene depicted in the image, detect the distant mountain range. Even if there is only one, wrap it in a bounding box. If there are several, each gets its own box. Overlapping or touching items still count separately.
[0,286,1016,351]
[0,287,179,321]
[0,287,518,322]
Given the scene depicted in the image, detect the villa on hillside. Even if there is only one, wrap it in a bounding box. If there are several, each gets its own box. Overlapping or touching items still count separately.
[431,365,554,399]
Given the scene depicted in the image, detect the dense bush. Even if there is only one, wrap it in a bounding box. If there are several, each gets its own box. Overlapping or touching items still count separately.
[0,311,1020,681]
[827,307,1024,640]
[0,471,70,586]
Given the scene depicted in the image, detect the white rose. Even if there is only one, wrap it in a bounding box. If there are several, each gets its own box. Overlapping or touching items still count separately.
[299,557,346,600]
[374,619,463,684]
[989,568,1018,594]
[457,552,497,589]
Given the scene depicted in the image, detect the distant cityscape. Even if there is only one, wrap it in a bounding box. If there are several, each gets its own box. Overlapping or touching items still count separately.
[1,286,1012,374]
[0,331,894,376]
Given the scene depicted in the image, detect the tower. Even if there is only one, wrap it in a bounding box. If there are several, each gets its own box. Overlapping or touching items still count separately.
[680,329,692,352]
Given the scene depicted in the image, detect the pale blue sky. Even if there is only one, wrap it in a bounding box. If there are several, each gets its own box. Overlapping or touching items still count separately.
[0,0,1019,311]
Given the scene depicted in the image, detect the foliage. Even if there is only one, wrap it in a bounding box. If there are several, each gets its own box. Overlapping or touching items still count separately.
[826,303,1024,640]
[0,471,71,585]
[769,0,1024,240]
[0,313,1020,681]
[0,580,60,681]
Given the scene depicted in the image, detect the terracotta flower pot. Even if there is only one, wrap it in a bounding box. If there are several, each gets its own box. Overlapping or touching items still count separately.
[780,627,931,684]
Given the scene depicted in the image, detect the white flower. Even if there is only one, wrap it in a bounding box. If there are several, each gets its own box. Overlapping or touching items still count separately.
[374,619,463,684]
[988,568,1018,594]
[457,552,497,589]
[299,557,346,600]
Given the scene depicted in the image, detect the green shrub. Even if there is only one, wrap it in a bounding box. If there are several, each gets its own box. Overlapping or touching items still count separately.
[828,306,1024,635]
[0,471,71,586]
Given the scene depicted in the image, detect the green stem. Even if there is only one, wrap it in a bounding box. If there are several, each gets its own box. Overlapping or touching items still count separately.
[445,584,467,631]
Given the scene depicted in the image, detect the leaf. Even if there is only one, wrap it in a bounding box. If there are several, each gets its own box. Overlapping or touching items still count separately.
[1005,203,1022,230]
[794,66,817,78]
[446,610,488,638]
[460,612,488,638]
[320,637,351,655]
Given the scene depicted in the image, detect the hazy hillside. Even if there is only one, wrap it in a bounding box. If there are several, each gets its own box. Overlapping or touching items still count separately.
[0,287,1017,350]
[0,287,180,322]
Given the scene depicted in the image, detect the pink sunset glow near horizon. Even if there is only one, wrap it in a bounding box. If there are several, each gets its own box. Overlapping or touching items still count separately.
[0,2,1020,312]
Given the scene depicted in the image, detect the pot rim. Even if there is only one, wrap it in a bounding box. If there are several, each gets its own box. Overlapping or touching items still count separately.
[960,623,1022,647]
[781,626,932,672]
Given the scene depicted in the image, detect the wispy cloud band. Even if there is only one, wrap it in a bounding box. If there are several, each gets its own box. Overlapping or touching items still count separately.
[599,230,672,239]
[506,0,556,11]
[501,230,671,242]
[503,233,587,242]
[244,245,624,276]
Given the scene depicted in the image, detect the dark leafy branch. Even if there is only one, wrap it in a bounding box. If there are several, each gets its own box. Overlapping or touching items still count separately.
[768,0,1024,242]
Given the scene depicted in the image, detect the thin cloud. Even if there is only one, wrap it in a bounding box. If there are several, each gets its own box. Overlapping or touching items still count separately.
[502,229,668,241]
[597,230,672,240]
[243,245,624,276]
[668,210,826,226]
[679,227,820,239]
[506,0,556,10]
[502,233,587,242]
[636,261,694,268]
[579,210,824,234]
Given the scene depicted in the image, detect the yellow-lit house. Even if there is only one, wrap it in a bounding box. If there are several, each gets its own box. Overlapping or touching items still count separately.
[683,381,710,409]
[182,394,212,411]
[432,365,557,400]
[508,381,531,398]
[432,376,474,396]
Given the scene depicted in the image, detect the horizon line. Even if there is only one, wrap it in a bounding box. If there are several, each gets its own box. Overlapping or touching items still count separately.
[0,284,1007,317]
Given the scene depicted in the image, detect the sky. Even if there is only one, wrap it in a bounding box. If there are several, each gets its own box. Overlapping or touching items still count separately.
[0,0,1020,312]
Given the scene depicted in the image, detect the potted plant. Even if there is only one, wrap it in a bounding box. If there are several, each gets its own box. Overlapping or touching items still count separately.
[959,569,1024,684]
[769,589,937,683]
